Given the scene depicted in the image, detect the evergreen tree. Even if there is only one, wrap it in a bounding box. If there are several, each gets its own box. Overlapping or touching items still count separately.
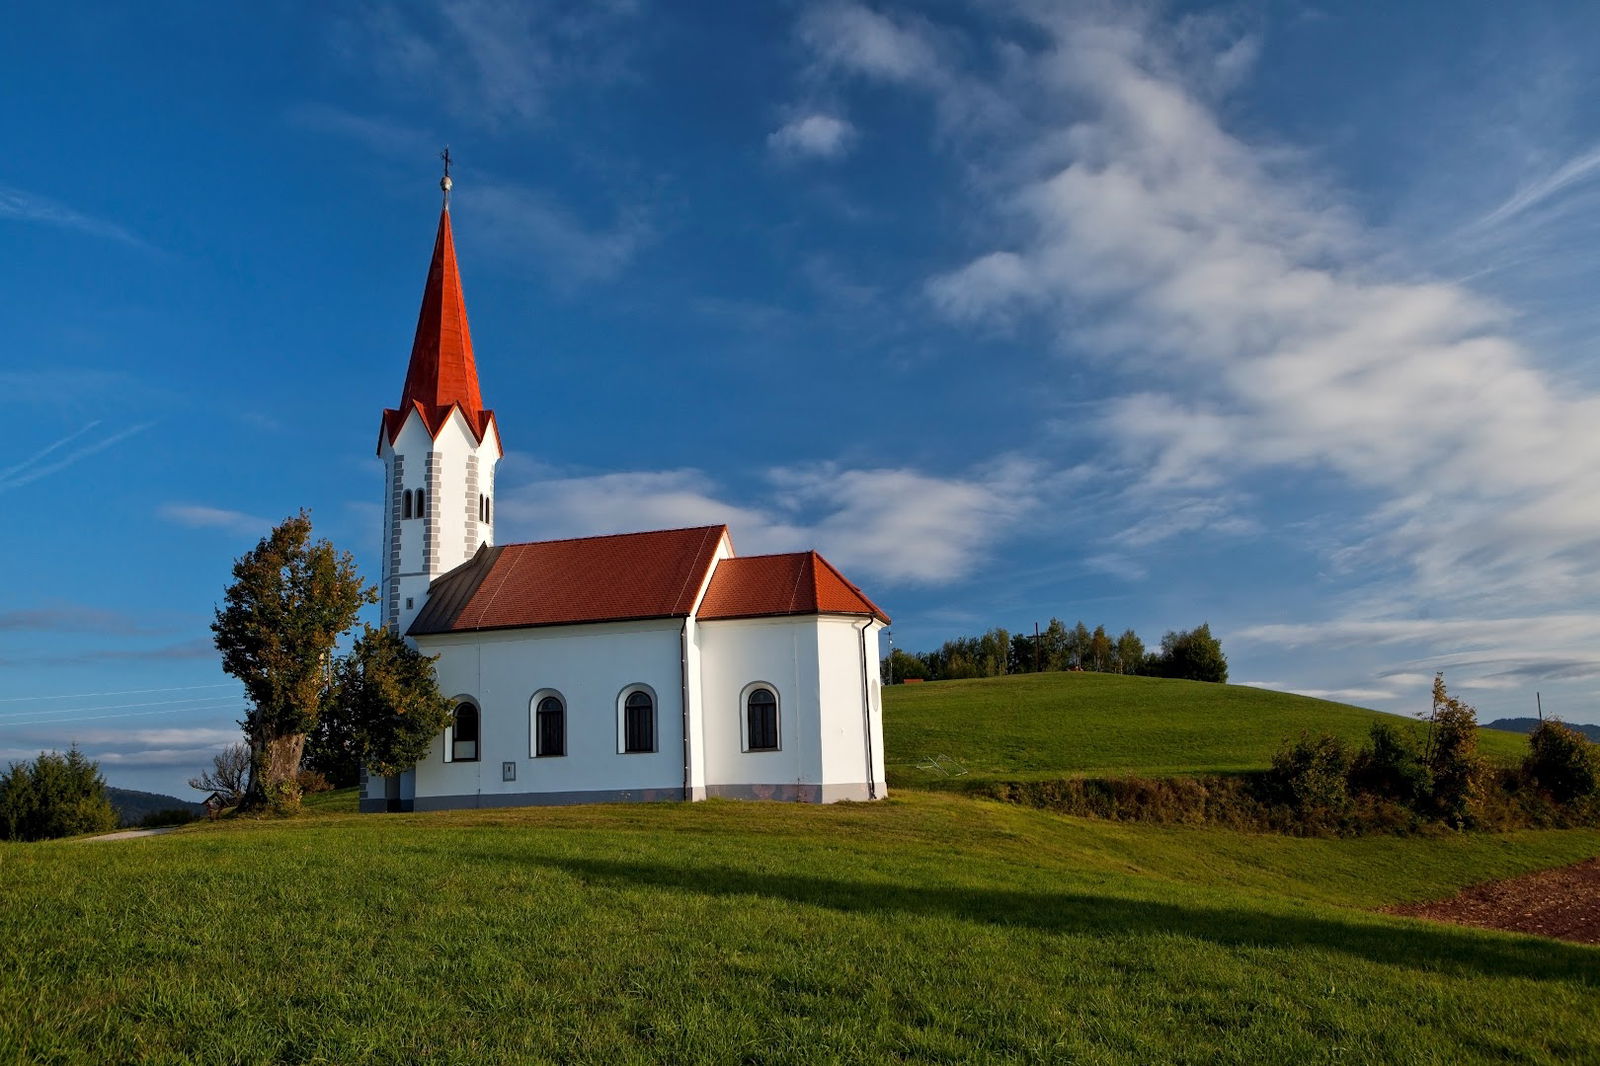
[0,747,119,841]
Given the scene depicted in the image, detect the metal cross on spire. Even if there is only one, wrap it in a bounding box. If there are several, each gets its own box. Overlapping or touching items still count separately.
[440,146,454,206]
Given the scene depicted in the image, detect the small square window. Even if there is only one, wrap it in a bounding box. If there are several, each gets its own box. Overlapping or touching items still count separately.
[502,761,516,782]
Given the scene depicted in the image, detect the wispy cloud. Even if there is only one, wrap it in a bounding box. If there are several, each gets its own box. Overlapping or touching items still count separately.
[798,3,940,84]
[0,638,216,669]
[0,421,154,494]
[337,0,642,127]
[869,5,1600,618]
[0,603,157,636]
[1476,142,1600,229]
[769,114,858,161]
[470,181,650,285]
[0,183,150,248]
[159,504,271,536]
[496,457,1040,586]
[286,103,432,157]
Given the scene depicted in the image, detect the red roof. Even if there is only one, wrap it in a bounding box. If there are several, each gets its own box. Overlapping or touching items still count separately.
[698,551,890,624]
[381,207,498,451]
[409,526,729,635]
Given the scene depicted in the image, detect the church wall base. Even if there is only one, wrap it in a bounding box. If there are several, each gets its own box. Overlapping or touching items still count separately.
[358,781,886,813]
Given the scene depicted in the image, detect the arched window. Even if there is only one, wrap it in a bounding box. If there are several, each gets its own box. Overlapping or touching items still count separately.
[478,494,484,522]
[535,694,565,757]
[403,489,413,520]
[486,496,492,524]
[623,690,655,753]
[746,687,779,751]
[416,487,426,517]
[451,703,479,762]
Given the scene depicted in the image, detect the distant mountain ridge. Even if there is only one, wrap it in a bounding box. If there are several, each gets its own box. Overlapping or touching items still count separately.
[106,787,204,827]
[1486,717,1600,743]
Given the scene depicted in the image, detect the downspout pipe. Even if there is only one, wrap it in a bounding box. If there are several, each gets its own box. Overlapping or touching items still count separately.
[856,618,878,800]
[680,617,692,802]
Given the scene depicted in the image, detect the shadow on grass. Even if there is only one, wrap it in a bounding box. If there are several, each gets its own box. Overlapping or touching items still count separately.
[508,852,1598,987]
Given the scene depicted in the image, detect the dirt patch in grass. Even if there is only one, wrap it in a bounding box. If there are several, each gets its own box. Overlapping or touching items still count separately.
[1386,857,1600,945]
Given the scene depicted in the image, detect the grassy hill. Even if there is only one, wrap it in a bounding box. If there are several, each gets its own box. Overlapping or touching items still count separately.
[2,677,1595,1064]
[884,672,1530,789]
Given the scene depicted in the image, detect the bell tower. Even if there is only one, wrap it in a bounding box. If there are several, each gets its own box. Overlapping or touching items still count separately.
[378,153,502,635]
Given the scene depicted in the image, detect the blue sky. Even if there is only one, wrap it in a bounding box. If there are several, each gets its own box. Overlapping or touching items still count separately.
[5,1,1600,797]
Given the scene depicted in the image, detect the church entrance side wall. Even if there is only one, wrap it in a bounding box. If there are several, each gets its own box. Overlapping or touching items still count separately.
[407,618,689,811]
[696,616,827,797]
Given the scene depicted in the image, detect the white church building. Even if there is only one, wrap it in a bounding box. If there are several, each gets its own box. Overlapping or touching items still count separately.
[361,176,889,813]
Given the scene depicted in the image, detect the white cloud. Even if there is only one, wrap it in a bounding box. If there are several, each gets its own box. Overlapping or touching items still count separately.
[904,7,1600,617]
[159,504,270,536]
[798,3,939,84]
[769,114,858,160]
[470,182,649,285]
[339,0,641,127]
[0,183,149,248]
[495,458,1038,586]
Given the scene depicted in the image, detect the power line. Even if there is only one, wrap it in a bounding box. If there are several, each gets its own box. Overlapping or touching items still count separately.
[0,695,246,721]
[4,705,247,728]
[0,682,240,704]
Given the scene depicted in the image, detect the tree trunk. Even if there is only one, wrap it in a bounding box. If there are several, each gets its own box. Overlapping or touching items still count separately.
[245,732,307,811]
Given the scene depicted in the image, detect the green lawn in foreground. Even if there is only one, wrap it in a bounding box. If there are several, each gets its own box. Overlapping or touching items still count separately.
[3,790,1597,1064]
[883,672,1531,788]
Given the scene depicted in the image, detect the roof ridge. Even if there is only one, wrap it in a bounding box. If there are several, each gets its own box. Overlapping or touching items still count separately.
[494,524,728,549]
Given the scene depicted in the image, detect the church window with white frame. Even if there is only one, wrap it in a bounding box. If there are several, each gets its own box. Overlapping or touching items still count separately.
[620,686,656,754]
[532,692,565,758]
[744,685,780,752]
[449,701,479,762]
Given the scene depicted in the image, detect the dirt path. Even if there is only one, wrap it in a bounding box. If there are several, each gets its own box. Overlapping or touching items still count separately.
[1385,857,1600,945]
[78,825,183,843]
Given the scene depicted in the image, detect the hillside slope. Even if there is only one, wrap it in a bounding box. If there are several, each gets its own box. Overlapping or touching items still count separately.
[884,672,1530,788]
[3,793,1598,1064]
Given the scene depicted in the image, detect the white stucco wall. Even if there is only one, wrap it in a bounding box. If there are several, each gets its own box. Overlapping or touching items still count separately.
[696,617,823,796]
[380,408,499,635]
[815,617,886,798]
[409,618,688,808]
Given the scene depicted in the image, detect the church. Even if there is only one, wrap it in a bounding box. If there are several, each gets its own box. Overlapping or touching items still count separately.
[360,172,890,813]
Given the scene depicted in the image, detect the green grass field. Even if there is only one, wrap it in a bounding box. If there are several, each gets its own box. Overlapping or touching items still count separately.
[2,674,1594,1064]
[883,672,1530,788]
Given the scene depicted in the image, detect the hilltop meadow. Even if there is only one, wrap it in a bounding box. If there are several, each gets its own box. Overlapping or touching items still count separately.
[3,674,1597,1065]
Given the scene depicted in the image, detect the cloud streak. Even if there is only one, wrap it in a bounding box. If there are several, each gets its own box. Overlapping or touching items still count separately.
[0,421,154,494]
[0,183,149,248]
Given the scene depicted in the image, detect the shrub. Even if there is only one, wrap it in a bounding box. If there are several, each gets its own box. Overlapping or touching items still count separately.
[139,808,196,828]
[0,747,120,841]
[1350,721,1432,809]
[1522,720,1600,805]
[1266,731,1353,829]
[1421,674,1487,828]
[295,769,333,795]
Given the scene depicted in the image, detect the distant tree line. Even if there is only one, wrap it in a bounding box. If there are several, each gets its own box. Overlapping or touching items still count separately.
[886,619,1227,684]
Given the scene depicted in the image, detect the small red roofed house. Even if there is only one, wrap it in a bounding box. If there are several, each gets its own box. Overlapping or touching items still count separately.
[365,175,889,813]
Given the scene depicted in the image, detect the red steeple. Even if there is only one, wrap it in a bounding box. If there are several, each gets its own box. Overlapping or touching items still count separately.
[381,188,498,451]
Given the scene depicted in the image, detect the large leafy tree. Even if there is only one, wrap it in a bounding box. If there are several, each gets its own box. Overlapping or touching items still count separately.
[212,511,375,810]
[1151,623,1229,683]
[0,746,119,841]
[331,625,455,778]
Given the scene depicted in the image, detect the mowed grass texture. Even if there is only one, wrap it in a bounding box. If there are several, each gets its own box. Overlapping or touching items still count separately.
[883,672,1531,788]
[4,792,1599,1065]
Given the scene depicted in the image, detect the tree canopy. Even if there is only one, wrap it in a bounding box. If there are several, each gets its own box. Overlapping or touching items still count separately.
[211,511,375,809]
[329,625,455,779]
